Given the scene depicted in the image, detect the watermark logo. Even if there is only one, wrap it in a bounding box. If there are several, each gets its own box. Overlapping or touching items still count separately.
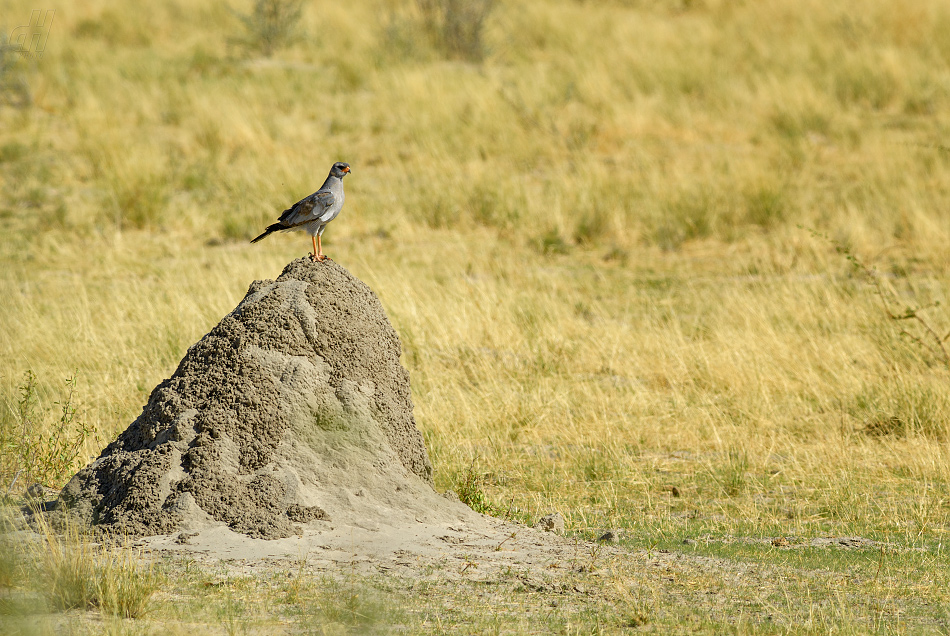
[9,9,55,60]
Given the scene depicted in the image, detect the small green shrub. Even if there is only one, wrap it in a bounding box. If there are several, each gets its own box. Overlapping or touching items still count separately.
[417,0,495,62]
[453,459,513,518]
[535,229,570,255]
[108,172,168,230]
[743,183,787,229]
[0,141,28,163]
[579,448,614,483]
[467,181,523,230]
[231,0,304,58]
[1,371,96,497]
[574,208,611,245]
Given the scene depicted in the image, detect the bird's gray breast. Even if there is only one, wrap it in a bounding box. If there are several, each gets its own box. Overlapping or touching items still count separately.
[325,180,345,221]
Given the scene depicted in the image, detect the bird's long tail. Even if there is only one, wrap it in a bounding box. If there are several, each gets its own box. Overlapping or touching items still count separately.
[250,223,284,243]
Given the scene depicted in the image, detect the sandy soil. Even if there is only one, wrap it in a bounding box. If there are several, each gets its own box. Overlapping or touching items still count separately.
[134,506,608,584]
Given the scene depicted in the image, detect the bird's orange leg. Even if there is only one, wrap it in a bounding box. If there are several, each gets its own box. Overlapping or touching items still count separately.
[311,236,319,261]
[317,234,329,261]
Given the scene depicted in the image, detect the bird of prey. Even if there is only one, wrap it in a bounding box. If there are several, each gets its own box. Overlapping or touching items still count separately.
[251,162,351,262]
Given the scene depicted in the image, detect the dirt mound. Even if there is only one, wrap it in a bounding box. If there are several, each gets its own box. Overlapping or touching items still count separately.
[58,258,446,540]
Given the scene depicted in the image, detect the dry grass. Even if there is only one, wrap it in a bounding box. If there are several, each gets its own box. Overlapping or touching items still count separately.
[1,0,950,631]
[22,515,161,618]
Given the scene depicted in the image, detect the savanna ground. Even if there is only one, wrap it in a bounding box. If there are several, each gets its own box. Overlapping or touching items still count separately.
[2,0,950,633]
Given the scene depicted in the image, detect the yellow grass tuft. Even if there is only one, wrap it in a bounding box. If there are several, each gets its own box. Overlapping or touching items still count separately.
[25,515,161,618]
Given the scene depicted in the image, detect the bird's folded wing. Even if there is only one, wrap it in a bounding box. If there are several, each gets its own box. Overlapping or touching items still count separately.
[279,190,336,226]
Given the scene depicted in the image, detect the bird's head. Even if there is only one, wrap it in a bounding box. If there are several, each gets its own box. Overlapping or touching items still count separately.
[330,162,351,179]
